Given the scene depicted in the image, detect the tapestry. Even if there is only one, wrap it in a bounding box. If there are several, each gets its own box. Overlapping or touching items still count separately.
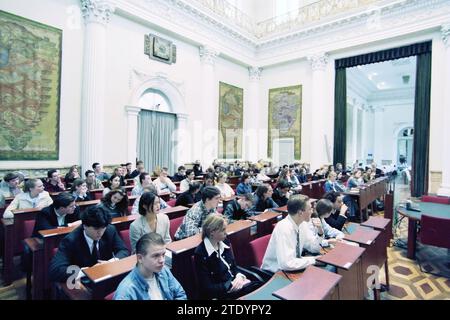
[0,10,62,160]
[268,85,302,159]
[218,82,243,159]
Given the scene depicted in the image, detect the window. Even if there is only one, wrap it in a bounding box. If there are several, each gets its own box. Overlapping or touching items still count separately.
[138,89,171,112]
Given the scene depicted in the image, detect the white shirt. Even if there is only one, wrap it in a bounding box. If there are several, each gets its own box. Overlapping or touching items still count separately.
[83,230,100,255]
[153,178,176,193]
[261,215,321,273]
[215,183,235,198]
[146,274,163,300]
[3,191,53,219]
[55,209,66,227]
[179,179,191,193]
[308,218,345,247]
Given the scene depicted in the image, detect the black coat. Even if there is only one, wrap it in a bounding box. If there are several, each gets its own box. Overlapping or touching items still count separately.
[194,239,238,299]
[175,191,200,207]
[32,205,81,237]
[49,225,129,282]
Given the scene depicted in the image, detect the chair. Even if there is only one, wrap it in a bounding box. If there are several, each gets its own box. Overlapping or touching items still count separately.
[170,216,184,240]
[166,198,177,207]
[417,214,450,277]
[119,229,132,253]
[247,234,273,281]
[421,195,450,205]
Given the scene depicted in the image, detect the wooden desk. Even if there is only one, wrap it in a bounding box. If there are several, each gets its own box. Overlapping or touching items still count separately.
[397,201,450,259]
[344,226,382,299]
[361,216,391,294]
[272,266,341,300]
[160,205,189,220]
[1,207,41,285]
[248,211,281,236]
[316,242,365,300]
[76,199,100,212]
[83,255,137,300]
[158,191,172,202]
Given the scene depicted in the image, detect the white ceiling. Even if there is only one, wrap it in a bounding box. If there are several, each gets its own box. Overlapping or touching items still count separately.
[353,56,416,90]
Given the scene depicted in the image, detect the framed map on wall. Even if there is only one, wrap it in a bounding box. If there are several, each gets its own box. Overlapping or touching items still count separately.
[0,10,62,160]
[218,82,243,159]
[268,85,302,159]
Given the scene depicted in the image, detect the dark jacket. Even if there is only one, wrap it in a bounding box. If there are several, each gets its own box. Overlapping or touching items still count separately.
[324,209,347,231]
[43,181,65,193]
[32,205,81,237]
[49,225,129,282]
[272,188,288,207]
[97,202,126,218]
[194,239,238,299]
[223,199,252,222]
[252,196,279,212]
[73,192,93,202]
[175,191,200,207]
[172,173,186,182]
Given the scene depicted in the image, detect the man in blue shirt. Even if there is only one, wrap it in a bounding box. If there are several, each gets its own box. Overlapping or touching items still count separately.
[114,232,186,300]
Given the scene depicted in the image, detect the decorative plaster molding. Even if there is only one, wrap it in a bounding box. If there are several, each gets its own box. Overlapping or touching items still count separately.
[248,66,262,81]
[442,23,450,47]
[308,53,329,71]
[199,45,219,65]
[80,0,115,24]
[125,105,141,116]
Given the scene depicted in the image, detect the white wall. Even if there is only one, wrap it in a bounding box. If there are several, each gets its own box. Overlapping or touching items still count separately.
[0,0,83,170]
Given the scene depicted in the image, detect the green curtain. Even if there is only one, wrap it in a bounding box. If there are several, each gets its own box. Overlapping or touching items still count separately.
[138,110,177,175]
[333,67,347,168]
[411,51,432,197]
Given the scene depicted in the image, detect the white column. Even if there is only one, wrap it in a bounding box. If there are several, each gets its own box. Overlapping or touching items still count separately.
[247,66,262,162]
[308,53,329,170]
[352,102,358,164]
[373,107,384,166]
[360,106,368,162]
[437,24,450,196]
[79,0,114,173]
[175,113,189,167]
[199,45,219,166]
[125,106,141,164]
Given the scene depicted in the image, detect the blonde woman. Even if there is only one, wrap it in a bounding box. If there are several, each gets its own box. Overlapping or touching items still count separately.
[215,172,235,198]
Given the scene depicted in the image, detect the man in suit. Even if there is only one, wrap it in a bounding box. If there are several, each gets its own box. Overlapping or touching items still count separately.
[32,192,81,237]
[49,205,129,283]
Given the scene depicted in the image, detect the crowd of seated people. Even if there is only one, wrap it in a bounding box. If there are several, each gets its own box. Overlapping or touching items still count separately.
[0,158,391,300]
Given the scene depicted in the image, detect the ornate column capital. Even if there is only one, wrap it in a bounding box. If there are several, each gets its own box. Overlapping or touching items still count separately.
[80,0,115,25]
[199,45,219,65]
[441,23,450,48]
[308,53,329,71]
[248,66,262,81]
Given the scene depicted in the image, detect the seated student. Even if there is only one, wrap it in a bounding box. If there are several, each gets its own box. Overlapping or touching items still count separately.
[131,172,153,196]
[252,184,279,212]
[296,167,308,184]
[174,186,221,240]
[4,178,53,219]
[124,162,133,179]
[84,170,104,191]
[153,167,176,193]
[193,160,204,177]
[236,173,252,195]
[97,189,128,218]
[102,174,122,197]
[131,185,169,215]
[32,192,80,237]
[324,171,345,193]
[92,162,110,181]
[194,214,261,299]
[172,166,187,182]
[363,168,376,183]
[215,172,235,198]
[114,232,186,300]
[272,180,291,207]
[129,160,145,180]
[309,199,345,248]
[179,169,195,193]
[129,192,171,253]
[44,169,66,193]
[345,169,364,219]
[64,165,81,188]
[0,172,23,209]
[322,191,348,231]
[347,169,364,189]
[49,206,129,283]
[256,167,271,183]
[223,193,254,223]
[113,167,126,187]
[287,169,302,193]
[175,182,201,207]
[261,195,322,273]
[70,179,93,202]
[200,173,215,194]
